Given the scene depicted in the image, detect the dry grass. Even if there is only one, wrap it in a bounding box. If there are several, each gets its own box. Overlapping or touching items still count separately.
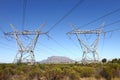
[80,77,105,80]
[80,77,120,80]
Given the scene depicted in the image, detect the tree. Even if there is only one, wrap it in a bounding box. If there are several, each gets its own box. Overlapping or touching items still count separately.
[112,58,118,63]
[102,58,107,63]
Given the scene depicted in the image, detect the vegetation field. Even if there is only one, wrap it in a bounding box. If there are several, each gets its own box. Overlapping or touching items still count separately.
[0,58,120,80]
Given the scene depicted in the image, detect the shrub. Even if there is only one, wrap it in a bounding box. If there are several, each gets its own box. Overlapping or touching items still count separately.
[100,66,112,80]
[63,68,80,80]
[80,67,95,78]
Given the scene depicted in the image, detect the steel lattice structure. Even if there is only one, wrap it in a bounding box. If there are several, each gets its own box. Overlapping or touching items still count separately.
[5,23,47,64]
[67,23,104,64]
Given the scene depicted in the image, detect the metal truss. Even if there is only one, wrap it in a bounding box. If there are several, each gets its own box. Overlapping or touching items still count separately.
[5,23,47,64]
[67,23,104,64]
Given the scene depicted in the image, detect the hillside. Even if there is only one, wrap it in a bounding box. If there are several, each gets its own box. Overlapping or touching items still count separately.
[39,56,75,64]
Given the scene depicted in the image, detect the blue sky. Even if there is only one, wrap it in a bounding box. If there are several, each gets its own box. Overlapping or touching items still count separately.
[0,0,120,63]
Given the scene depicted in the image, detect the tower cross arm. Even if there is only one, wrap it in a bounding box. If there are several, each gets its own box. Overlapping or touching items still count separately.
[4,31,47,35]
[67,30,101,34]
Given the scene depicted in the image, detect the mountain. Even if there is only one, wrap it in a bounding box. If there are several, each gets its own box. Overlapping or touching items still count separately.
[39,56,76,64]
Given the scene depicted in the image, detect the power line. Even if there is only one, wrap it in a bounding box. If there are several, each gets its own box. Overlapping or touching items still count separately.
[104,28,120,33]
[22,37,60,57]
[28,34,73,57]
[47,0,84,32]
[22,0,27,30]
[69,8,120,32]
[93,19,120,31]
[0,41,15,51]
[104,19,120,28]
[101,19,120,33]
[49,36,75,55]
[99,19,120,34]
[67,35,80,50]
[37,42,64,55]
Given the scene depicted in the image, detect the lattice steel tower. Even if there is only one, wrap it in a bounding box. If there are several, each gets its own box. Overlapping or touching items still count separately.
[67,23,104,64]
[5,23,47,64]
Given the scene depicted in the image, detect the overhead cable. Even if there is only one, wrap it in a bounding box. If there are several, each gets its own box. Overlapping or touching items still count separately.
[22,0,27,30]
[48,0,84,32]
[69,8,120,32]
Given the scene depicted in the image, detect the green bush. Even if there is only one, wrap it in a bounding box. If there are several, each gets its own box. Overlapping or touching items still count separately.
[79,67,95,78]
[100,66,112,80]
[62,67,80,80]
[0,63,120,80]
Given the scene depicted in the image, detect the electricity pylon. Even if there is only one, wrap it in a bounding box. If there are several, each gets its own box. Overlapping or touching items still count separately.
[4,23,47,64]
[67,23,104,64]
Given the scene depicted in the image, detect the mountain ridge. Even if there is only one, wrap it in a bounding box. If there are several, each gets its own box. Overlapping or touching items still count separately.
[39,56,76,64]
